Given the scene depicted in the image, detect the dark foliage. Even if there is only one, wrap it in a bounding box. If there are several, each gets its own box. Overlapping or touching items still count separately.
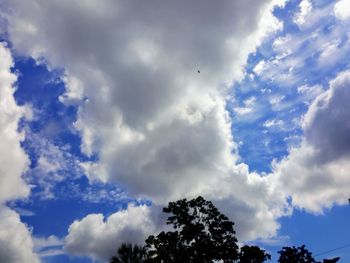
[239,245,271,263]
[110,243,147,263]
[145,196,239,263]
[278,245,316,263]
[278,245,340,263]
[322,257,340,263]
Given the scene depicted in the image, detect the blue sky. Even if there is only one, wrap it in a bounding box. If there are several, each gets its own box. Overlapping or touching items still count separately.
[0,0,350,262]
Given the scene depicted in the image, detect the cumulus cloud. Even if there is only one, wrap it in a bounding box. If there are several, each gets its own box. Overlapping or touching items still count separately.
[272,70,350,212]
[65,204,160,262]
[294,0,312,26]
[0,43,39,263]
[0,43,30,203]
[303,71,350,163]
[66,181,288,262]
[0,207,39,263]
[334,0,350,20]
[1,0,290,260]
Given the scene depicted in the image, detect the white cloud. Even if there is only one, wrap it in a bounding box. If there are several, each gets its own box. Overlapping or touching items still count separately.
[271,70,350,213]
[4,3,349,263]
[259,2,350,87]
[59,75,85,105]
[294,0,312,26]
[297,84,324,105]
[3,1,350,263]
[233,96,257,116]
[65,204,159,262]
[65,173,290,261]
[255,235,290,246]
[269,95,285,106]
[273,35,293,55]
[1,0,290,260]
[297,84,322,95]
[253,60,267,75]
[0,43,39,263]
[34,235,64,251]
[237,0,350,218]
[33,235,64,258]
[318,39,343,67]
[234,107,254,115]
[13,207,36,217]
[0,43,30,203]
[23,130,84,199]
[0,206,39,263]
[334,0,350,20]
[263,119,285,129]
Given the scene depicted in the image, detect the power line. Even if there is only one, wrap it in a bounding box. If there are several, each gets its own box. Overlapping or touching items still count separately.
[314,243,350,257]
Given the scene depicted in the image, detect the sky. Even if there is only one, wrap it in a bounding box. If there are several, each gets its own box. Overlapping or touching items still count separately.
[0,0,350,262]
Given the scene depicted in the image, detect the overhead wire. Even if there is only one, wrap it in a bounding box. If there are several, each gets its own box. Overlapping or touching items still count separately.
[314,243,350,257]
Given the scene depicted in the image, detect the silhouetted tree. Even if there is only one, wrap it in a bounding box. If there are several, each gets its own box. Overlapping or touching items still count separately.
[278,245,340,263]
[110,243,146,263]
[145,196,239,263]
[278,245,316,263]
[238,245,271,263]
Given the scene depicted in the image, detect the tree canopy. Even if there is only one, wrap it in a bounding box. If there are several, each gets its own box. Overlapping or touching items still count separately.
[239,245,271,263]
[110,243,147,263]
[145,196,239,263]
[278,245,340,263]
[278,245,316,263]
[108,196,340,263]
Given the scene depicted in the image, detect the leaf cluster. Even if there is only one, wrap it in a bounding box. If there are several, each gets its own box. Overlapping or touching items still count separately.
[145,196,239,263]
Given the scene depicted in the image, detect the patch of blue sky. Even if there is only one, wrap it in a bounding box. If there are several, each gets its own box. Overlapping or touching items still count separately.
[230,0,350,173]
[277,205,350,262]
[43,255,92,263]
[251,205,350,262]
[11,57,91,200]
[13,57,87,161]
[10,186,134,238]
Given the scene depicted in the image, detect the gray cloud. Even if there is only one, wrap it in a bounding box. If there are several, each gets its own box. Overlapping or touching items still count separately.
[304,71,350,163]
[272,70,350,212]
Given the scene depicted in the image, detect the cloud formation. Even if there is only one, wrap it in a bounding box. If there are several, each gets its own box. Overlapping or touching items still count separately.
[65,204,159,262]
[0,43,30,203]
[2,0,288,247]
[2,0,350,261]
[0,207,39,263]
[334,0,350,20]
[294,0,312,26]
[0,43,39,263]
[272,70,350,212]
